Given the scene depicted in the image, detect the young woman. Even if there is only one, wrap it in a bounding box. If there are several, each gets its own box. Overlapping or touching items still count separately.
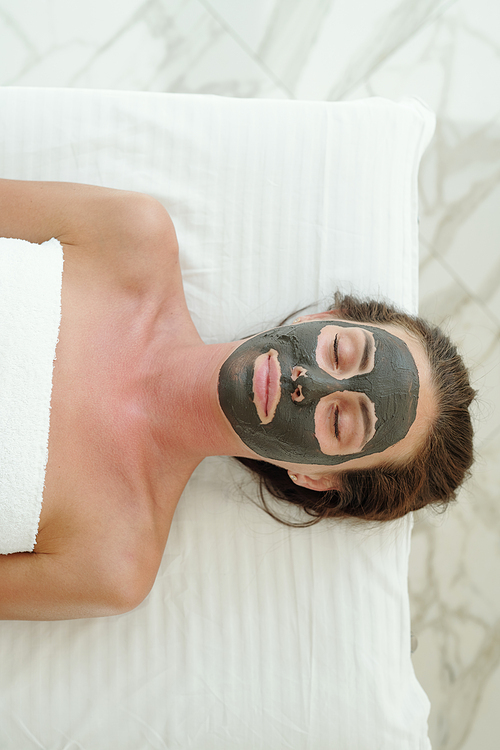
[0,180,474,620]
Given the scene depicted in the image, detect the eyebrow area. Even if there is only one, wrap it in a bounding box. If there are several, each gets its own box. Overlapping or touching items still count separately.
[360,329,373,372]
[359,397,376,449]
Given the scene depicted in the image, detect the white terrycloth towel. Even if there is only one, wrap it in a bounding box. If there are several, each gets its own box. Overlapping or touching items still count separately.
[0,237,63,554]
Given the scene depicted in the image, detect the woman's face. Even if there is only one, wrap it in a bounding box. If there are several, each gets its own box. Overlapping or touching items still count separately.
[218,316,434,485]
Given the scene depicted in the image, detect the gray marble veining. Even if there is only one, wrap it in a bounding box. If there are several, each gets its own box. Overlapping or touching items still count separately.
[325,0,458,101]
[256,0,333,91]
[0,0,499,747]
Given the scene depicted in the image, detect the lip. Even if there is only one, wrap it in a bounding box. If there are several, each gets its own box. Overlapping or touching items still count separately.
[252,349,281,424]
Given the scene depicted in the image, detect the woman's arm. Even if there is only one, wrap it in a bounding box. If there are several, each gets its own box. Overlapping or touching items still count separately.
[0,178,179,291]
[0,547,153,621]
[0,178,162,246]
[0,552,123,621]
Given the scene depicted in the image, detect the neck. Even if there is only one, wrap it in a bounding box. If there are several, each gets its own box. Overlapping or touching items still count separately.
[142,337,251,472]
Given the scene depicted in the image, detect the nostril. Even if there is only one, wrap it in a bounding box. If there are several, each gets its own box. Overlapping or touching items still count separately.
[291,366,308,382]
[292,385,305,403]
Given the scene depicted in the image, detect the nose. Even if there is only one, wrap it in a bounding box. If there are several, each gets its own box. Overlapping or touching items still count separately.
[290,363,334,403]
[290,364,308,403]
[290,363,348,402]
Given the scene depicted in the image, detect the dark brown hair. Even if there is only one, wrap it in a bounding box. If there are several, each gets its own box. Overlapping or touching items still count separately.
[236,293,475,526]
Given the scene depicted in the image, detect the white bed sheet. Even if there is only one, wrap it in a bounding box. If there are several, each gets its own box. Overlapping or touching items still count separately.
[0,87,434,749]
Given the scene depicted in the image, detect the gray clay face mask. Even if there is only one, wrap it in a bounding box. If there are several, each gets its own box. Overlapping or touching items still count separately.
[217,320,420,465]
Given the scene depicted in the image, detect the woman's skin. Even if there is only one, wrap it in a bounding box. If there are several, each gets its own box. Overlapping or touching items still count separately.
[0,180,435,621]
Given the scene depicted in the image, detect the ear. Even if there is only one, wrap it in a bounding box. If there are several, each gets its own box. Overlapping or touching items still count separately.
[291,472,343,492]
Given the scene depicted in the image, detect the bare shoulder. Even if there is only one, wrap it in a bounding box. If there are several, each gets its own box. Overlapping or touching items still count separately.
[120,191,176,236]
[59,189,182,299]
[73,190,179,265]
[117,193,181,281]
[87,190,179,250]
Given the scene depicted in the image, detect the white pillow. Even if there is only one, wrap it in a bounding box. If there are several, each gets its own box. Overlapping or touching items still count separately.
[0,88,434,749]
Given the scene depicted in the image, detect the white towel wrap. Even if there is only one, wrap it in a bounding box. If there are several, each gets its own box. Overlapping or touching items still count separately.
[0,237,63,554]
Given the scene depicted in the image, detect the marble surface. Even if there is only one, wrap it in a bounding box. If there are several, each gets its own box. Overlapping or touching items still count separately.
[1,0,499,746]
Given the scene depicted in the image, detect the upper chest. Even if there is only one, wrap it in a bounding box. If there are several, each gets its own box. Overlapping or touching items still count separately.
[36,239,195,553]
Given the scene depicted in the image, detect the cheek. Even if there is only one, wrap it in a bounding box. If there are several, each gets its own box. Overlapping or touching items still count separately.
[254,397,321,460]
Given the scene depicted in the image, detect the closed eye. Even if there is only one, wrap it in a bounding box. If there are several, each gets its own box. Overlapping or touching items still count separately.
[334,404,340,439]
[315,392,377,457]
[332,334,339,368]
[317,325,375,380]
